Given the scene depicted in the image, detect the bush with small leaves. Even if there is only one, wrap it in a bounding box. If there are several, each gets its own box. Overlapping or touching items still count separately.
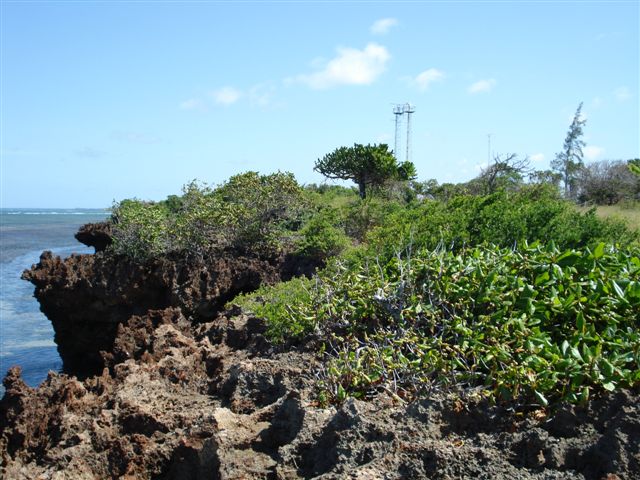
[109,171,309,259]
[296,210,349,261]
[110,199,170,260]
[271,242,640,407]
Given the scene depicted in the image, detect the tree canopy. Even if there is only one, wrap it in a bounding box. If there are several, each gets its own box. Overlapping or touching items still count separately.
[551,102,586,198]
[314,143,417,198]
[470,153,531,195]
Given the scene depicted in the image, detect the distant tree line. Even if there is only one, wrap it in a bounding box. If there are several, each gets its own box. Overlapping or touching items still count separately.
[404,103,639,206]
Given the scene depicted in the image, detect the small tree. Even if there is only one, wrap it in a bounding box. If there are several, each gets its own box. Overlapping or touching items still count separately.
[314,143,417,199]
[551,103,586,198]
[470,153,531,195]
[529,169,562,189]
[577,160,640,205]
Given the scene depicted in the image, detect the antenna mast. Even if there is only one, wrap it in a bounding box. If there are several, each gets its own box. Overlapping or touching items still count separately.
[404,103,415,163]
[393,105,404,159]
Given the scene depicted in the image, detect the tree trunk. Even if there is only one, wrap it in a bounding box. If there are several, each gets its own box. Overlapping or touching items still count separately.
[358,182,366,199]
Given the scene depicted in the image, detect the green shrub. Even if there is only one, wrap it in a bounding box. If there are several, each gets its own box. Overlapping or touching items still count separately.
[110,172,308,259]
[296,210,349,261]
[110,199,170,260]
[344,197,405,241]
[231,276,316,343]
[275,243,640,407]
[215,171,307,252]
[362,187,638,263]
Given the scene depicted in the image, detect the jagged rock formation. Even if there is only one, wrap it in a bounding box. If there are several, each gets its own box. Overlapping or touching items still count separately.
[1,307,638,479]
[21,246,305,376]
[2,223,639,479]
[75,221,113,252]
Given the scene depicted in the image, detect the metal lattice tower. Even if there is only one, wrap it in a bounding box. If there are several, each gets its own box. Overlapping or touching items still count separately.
[403,103,415,163]
[393,105,404,159]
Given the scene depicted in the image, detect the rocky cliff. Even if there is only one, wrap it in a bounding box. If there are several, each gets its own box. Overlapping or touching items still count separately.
[2,307,639,479]
[2,223,639,479]
[21,244,306,376]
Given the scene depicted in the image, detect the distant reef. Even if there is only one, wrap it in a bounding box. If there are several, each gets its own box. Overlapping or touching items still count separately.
[1,222,639,479]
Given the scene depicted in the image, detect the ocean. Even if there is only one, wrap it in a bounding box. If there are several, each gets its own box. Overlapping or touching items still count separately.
[0,208,109,394]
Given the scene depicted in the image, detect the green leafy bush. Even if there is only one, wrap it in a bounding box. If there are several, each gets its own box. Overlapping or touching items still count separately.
[268,243,640,407]
[110,172,308,259]
[296,210,349,261]
[110,199,170,260]
[344,197,405,241]
[231,276,316,342]
[214,171,306,251]
[363,187,638,262]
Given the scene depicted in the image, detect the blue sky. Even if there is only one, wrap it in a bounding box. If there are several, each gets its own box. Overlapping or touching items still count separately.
[1,1,638,208]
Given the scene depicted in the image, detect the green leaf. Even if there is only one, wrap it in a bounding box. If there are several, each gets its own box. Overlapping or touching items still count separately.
[337,384,347,401]
[535,271,550,286]
[625,281,640,300]
[602,382,616,392]
[579,387,590,404]
[611,281,626,300]
[570,346,583,362]
[534,390,549,406]
[600,359,615,378]
[556,251,581,267]
[593,242,605,259]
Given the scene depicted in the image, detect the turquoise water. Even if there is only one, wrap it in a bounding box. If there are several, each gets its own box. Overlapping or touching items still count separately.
[0,209,109,393]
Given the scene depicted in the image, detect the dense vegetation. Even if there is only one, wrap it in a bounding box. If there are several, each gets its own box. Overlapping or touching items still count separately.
[110,172,309,260]
[239,242,639,407]
[106,145,639,410]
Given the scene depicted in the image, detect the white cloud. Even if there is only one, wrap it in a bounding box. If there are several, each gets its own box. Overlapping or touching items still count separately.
[181,84,278,110]
[210,86,243,105]
[530,153,545,163]
[614,86,631,102]
[584,145,605,160]
[468,78,496,94]
[413,68,445,91]
[294,43,390,89]
[458,158,472,175]
[248,83,275,107]
[596,32,622,41]
[179,98,207,111]
[370,18,398,35]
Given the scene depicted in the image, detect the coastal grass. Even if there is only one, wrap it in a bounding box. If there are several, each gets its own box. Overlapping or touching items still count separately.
[577,202,640,233]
